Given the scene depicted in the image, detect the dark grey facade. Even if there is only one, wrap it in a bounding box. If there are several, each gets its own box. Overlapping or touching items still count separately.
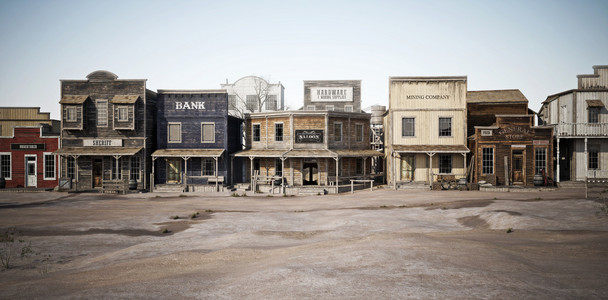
[303,80,362,112]
[56,70,157,191]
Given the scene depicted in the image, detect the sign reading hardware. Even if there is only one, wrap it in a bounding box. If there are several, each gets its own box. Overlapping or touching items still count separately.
[11,144,45,150]
[311,87,353,102]
[83,139,123,147]
[295,130,324,143]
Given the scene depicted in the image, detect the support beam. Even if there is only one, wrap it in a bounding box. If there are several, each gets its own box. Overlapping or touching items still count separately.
[215,157,219,191]
[556,138,560,183]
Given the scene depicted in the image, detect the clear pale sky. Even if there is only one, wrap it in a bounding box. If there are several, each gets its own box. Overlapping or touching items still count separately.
[1,0,606,119]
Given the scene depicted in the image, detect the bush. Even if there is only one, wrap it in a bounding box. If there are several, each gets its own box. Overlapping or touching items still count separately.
[0,227,33,270]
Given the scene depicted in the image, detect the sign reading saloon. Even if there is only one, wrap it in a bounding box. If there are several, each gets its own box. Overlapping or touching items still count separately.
[83,139,123,147]
[311,87,353,102]
[295,130,324,143]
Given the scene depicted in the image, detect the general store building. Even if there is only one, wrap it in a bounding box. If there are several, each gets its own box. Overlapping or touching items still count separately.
[151,90,242,192]
[385,77,469,188]
[54,71,157,192]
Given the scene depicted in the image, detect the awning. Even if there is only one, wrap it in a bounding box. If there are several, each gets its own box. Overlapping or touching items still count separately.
[586,99,605,107]
[54,147,142,156]
[283,149,337,158]
[111,95,140,104]
[59,95,89,104]
[233,149,288,158]
[152,149,224,158]
[393,145,469,153]
[333,149,383,157]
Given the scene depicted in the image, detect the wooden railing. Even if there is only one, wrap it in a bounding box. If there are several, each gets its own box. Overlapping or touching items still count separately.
[555,123,608,137]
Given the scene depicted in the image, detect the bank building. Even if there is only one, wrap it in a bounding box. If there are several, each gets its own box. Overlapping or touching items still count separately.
[54,71,157,192]
[233,80,380,194]
[385,76,470,188]
[151,90,242,192]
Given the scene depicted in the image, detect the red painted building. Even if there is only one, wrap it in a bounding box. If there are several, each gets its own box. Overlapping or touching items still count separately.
[0,126,60,189]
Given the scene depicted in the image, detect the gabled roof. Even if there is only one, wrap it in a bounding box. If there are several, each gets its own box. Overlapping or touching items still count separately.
[467,89,528,104]
[59,95,89,104]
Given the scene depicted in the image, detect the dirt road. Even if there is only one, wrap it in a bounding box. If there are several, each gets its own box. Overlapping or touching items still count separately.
[0,188,606,299]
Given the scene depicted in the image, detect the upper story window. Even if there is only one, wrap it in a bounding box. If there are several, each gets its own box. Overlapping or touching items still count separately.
[246,95,258,112]
[266,95,277,111]
[334,122,343,142]
[168,122,181,143]
[402,117,415,137]
[589,107,600,124]
[326,105,334,111]
[275,123,283,142]
[439,117,452,137]
[306,105,316,111]
[96,100,108,127]
[66,107,77,122]
[252,124,261,142]
[117,106,129,122]
[201,122,215,143]
[344,105,353,112]
[356,124,364,142]
[228,95,237,111]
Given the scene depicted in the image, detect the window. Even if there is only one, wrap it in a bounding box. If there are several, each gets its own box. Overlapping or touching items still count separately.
[482,148,494,174]
[253,159,260,173]
[246,95,258,111]
[117,106,129,122]
[275,159,282,176]
[44,154,56,180]
[334,123,342,142]
[228,95,237,110]
[66,156,75,179]
[66,107,77,122]
[275,123,283,142]
[202,158,215,176]
[252,124,261,142]
[96,100,108,127]
[0,154,11,179]
[535,148,547,175]
[266,95,277,111]
[439,117,452,137]
[402,118,415,137]
[130,156,140,180]
[306,105,316,111]
[589,150,599,170]
[356,124,364,142]
[111,157,121,180]
[356,158,363,175]
[326,105,334,111]
[168,123,181,143]
[439,155,452,174]
[589,107,600,124]
[344,105,353,112]
[201,122,215,143]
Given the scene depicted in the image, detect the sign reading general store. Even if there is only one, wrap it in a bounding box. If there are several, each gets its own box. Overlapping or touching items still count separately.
[295,130,324,143]
[83,139,123,147]
[310,87,353,102]
[11,143,45,150]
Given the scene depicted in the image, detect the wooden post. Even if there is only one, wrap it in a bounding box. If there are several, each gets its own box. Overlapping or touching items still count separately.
[215,157,219,192]
[351,180,354,193]
[556,138,560,183]
[504,156,509,186]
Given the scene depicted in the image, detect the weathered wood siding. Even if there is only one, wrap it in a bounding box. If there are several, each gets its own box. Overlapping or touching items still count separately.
[303,80,362,112]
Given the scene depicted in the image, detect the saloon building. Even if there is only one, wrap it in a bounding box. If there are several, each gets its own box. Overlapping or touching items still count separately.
[151,90,242,192]
[54,71,157,192]
[385,76,469,188]
[539,65,608,182]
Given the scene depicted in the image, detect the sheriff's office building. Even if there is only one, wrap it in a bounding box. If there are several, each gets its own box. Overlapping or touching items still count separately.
[385,76,470,188]
[151,90,243,192]
[54,70,157,192]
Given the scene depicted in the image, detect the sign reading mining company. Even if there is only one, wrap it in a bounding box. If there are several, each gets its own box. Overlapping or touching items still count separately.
[311,87,353,102]
[295,130,324,143]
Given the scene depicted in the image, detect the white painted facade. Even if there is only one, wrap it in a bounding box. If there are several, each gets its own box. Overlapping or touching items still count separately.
[221,76,285,118]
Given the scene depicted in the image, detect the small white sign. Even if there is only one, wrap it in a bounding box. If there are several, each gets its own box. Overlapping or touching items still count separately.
[311,87,353,102]
[83,139,123,147]
[481,130,492,136]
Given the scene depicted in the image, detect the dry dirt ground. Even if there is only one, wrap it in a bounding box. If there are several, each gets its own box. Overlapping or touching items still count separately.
[0,187,606,299]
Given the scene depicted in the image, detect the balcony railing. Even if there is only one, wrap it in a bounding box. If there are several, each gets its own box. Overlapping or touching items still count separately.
[555,123,608,137]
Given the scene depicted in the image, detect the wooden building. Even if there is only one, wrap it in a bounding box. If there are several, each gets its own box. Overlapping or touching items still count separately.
[233,110,380,194]
[469,114,553,186]
[466,89,529,137]
[385,77,469,188]
[539,65,608,182]
[0,107,59,137]
[303,80,362,112]
[151,90,242,192]
[0,126,59,189]
[54,70,157,192]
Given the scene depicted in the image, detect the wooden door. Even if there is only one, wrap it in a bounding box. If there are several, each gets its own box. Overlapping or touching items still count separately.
[93,159,103,188]
[400,155,415,181]
[167,158,181,184]
[513,151,524,184]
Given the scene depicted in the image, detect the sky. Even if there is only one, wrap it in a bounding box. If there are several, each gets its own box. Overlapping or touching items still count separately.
[0,0,607,119]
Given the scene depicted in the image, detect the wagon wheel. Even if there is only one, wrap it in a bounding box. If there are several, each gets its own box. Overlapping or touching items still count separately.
[440,177,451,190]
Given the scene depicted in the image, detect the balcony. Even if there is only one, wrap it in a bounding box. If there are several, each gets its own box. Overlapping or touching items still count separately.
[554,123,608,137]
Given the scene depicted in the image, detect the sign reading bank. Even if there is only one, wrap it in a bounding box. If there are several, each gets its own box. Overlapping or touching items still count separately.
[175,101,206,110]
[311,87,353,102]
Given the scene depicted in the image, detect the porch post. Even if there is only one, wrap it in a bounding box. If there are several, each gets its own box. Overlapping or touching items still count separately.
[74,155,79,192]
[556,138,560,183]
[393,151,397,190]
[215,156,219,191]
[584,137,588,181]
[428,153,435,185]
[335,157,339,188]
[151,156,156,191]
[230,156,234,186]
[281,157,286,193]
[462,153,467,179]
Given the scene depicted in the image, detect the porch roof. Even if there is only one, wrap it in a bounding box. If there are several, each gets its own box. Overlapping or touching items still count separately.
[283,149,337,158]
[232,149,288,158]
[152,149,224,158]
[393,144,469,153]
[333,149,383,157]
[54,147,142,156]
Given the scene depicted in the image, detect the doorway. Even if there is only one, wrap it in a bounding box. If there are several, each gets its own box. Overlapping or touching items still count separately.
[303,163,318,185]
[93,159,103,188]
[167,158,182,184]
[558,142,570,181]
[25,155,37,188]
[512,150,525,184]
[400,155,415,181]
